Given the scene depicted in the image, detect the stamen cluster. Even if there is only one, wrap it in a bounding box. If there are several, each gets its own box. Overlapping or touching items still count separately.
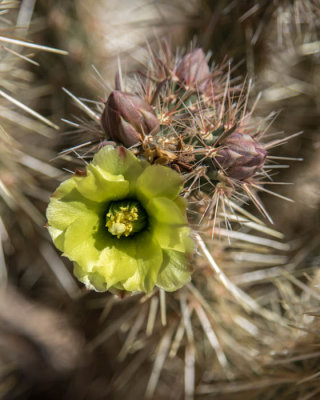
[105,200,147,238]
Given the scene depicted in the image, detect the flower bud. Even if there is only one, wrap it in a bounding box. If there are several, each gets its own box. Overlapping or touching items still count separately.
[215,132,267,181]
[175,48,211,93]
[101,91,160,147]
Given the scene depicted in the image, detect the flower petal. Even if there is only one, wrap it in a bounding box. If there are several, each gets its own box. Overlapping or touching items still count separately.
[74,263,127,292]
[174,196,188,213]
[63,213,110,269]
[153,224,193,253]
[146,197,187,225]
[76,164,129,202]
[92,231,162,292]
[136,165,183,203]
[73,263,104,291]
[47,226,65,252]
[46,177,101,231]
[157,250,192,292]
[121,232,163,292]
[92,146,145,195]
[73,230,162,293]
[93,239,139,289]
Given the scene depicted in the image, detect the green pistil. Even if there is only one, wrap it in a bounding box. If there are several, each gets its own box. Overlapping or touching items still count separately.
[105,200,147,238]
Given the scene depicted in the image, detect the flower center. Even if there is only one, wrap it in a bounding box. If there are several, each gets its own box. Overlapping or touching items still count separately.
[105,200,148,238]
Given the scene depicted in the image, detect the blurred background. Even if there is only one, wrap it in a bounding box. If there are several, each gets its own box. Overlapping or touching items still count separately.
[0,1,320,399]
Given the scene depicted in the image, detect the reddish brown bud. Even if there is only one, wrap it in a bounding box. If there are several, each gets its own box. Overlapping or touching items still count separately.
[175,48,211,93]
[215,132,267,181]
[101,91,160,147]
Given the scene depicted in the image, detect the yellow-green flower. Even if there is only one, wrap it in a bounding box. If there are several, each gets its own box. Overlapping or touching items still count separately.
[46,146,193,293]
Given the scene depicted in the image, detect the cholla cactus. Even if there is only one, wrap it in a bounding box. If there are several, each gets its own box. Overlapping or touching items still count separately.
[56,43,297,293]
[50,41,305,399]
[15,1,317,399]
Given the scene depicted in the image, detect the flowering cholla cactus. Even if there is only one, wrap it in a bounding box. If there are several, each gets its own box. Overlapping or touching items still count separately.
[45,36,309,400]
[52,43,294,295]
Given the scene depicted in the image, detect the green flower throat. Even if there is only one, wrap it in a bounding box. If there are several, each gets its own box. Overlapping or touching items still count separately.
[105,200,148,238]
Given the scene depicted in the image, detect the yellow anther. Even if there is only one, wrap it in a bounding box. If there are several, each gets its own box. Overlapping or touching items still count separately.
[105,201,147,238]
